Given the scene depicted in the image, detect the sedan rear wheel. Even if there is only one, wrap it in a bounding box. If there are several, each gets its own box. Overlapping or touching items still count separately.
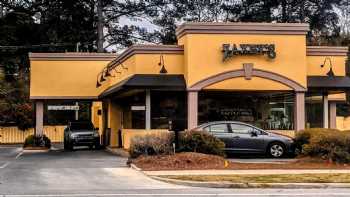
[268,142,285,158]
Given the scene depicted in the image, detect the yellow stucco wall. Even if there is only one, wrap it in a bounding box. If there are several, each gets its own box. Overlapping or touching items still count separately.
[30,60,108,98]
[336,116,350,131]
[329,93,346,101]
[182,34,307,89]
[0,126,65,143]
[91,101,102,134]
[307,56,346,76]
[30,38,347,97]
[108,101,122,147]
[103,54,185,90]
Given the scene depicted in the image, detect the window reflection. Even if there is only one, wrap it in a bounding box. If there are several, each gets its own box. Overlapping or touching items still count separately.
[305,93,323,128]
[198,92,294,130]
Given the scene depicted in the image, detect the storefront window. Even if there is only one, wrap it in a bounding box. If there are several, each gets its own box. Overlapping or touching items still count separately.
[120,91,146,129]
[305,93,323,128]
[44,101,92,125]
[151,91,187,131]
[198,91,294,130]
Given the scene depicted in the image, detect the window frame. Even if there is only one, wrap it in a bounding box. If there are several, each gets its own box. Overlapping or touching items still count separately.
[229,123,255,135]
[204,123,231,134]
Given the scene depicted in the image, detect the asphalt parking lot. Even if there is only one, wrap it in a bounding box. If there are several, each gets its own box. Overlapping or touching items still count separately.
[0,145,185,196]
[1,145,350,197]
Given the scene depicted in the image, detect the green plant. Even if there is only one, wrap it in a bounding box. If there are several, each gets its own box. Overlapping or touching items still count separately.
[295,128,350,163]
[23,134,51,148]
[129,132,174,158]
[178,130,225,157]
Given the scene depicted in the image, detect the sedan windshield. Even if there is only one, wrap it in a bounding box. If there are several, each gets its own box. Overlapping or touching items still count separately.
[70,122,94,131]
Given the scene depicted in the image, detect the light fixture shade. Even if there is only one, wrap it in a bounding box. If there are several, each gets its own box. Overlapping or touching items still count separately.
[158,54,167,74]
[96,81,101,88]
[104,71,112,78]
[327,67,335,77]
[100,75,106,82]
[160,65,168,74]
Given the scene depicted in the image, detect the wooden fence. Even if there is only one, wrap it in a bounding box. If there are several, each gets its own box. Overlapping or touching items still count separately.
[0,126,65,144]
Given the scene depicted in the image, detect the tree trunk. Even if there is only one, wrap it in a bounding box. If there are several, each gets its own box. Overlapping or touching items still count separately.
[97,0,104,53]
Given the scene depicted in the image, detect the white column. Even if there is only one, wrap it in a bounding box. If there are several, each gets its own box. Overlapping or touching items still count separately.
[145,90,151,130]
[294,92,305,131]
[188,91,198,130]
[35,100,44,136]
[329,102,337,129]
[323,94,329,128]
[75,102,79,120]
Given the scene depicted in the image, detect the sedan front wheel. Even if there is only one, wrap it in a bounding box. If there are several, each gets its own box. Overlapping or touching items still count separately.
[268,142,285,158]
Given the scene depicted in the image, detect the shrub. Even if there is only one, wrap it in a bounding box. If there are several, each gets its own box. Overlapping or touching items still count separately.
[14,103,34,131]
[295,128,350,163]
[178,130,225,157]
[129,132,174,158]
[23,134,51,149]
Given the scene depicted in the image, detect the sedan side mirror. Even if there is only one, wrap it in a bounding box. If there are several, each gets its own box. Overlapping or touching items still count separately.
[251,130,258,137]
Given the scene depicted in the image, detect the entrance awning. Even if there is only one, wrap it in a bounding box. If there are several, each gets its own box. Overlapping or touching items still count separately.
[99,74,186,98]
[307,76,350,92]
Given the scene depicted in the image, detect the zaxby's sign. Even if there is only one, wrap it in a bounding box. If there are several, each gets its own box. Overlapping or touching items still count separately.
[222,44,276,61]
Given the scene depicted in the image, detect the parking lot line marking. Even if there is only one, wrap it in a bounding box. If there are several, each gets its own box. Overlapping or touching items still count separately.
[0,162,9,169]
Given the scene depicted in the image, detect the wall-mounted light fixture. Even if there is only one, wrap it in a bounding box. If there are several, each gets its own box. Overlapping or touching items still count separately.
[104,70,112,78]
[96,71,104,88]
[100,74,106,82]
[158,54,168,74]
[97,60,130,88]
[120,63,128,70]
[320,57,335,77]
[96,80,101,88]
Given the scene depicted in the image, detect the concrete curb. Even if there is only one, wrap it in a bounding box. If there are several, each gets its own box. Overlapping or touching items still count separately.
[144,169,350,176]
[130,163,142,171]
[150,176,350,189]
[105,147,130,157]
[22,148,49,153]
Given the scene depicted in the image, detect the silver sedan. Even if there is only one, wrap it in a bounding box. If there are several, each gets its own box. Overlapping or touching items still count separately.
[194,121,295,158]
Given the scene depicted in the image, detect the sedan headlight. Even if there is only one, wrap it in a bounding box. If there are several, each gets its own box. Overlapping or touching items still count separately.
[94,132,99,137]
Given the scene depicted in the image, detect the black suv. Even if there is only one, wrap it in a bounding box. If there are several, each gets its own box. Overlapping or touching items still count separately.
[64,121,100,150]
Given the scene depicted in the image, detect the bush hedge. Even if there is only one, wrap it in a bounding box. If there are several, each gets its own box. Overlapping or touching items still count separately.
[178,130,226,157]
[129,132,174,158]
[23,134,51,149]
[295,128,350,163]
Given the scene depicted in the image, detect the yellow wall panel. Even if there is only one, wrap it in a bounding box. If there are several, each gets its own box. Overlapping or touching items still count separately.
[182,34,307,88]
[135,54,184,74]
[30,61,108,98]
[307,56,346,76]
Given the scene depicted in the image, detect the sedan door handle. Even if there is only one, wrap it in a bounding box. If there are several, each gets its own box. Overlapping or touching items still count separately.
[232,136,240,139]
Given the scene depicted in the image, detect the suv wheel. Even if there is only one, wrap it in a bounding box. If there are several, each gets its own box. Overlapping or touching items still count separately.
[268,142,285,158]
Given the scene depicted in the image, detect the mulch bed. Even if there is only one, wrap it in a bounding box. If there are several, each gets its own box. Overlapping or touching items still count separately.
[132,152,350,171]
[133,152,228,171]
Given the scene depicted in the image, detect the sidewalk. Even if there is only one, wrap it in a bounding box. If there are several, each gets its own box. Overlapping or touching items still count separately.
[144,169,350,176]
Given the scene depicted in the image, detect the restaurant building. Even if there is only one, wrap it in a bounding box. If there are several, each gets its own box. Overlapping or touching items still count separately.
[29,22,349,148]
